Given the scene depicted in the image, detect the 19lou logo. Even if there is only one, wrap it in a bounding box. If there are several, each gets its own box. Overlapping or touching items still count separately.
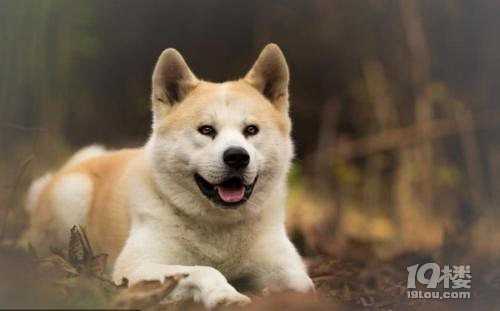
[407,263,471,299]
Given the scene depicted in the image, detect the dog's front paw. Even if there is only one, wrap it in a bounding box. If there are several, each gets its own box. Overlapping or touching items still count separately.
[262,270,315,294]
[203,286,251,309]
[289,273,315,293]
[172,266,251,309]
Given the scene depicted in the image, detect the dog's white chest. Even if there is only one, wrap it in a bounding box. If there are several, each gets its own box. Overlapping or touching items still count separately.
[169,223,250,276]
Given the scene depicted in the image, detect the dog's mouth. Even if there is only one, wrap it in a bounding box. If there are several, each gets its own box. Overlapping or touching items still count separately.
[194,173,258,208]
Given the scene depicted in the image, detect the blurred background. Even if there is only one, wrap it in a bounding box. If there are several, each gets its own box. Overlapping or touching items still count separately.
[1,0,500,263]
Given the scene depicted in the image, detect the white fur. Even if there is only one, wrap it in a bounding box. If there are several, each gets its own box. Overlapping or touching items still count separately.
[28,47,313,308]
[26,172,94,256]
[63,144,106,168]
[51,173,93,229]
[25,172,52,212]
[26,145,104,212]
[115,81,312,308]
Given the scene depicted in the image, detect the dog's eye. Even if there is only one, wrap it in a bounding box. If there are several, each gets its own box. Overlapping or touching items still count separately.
[243,125,259,137]
[198,125,216,137]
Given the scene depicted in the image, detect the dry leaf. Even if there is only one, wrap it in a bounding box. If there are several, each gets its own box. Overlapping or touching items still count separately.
[90,253,108,279]
[35,255,79,277]
[69,225,92,270]
[112,275,185,310]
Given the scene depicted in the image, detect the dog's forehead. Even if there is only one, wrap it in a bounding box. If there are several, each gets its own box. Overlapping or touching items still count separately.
[159,80,290,135]
[192,81,264,108]
[184,81,271,119]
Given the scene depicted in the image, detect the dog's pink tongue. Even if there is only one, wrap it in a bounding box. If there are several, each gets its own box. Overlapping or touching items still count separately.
[216,185,245,203]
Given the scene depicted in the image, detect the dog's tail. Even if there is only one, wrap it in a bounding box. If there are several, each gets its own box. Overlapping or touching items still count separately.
[25,172,52,213]
[25,144,106,213]
[62,144,107,169]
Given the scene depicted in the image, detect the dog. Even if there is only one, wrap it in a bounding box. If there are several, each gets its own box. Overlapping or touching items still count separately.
[25,43,314,308]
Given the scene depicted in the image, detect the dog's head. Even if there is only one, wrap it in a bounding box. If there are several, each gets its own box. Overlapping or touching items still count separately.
[146,44,293,222]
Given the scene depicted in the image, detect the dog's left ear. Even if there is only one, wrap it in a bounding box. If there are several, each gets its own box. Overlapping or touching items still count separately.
[244,43,289,112]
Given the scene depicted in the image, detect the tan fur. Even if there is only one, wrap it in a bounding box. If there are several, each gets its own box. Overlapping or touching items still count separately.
[30,149,140,260]
[26,44,313,308]
[157,81,290,136]
[28,78,290,260]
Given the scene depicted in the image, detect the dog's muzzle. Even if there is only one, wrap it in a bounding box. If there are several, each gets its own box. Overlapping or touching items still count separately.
[194,173,258,209]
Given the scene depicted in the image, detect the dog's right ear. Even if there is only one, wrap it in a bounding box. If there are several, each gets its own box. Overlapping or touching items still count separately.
[151,48,198,110]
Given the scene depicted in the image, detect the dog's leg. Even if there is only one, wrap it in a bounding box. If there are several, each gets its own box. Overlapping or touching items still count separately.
[122,263,251,308]
[250,233,314,293]
[113,229,250,308]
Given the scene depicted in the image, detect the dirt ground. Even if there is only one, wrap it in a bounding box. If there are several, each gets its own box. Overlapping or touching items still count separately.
[0,226,498,310]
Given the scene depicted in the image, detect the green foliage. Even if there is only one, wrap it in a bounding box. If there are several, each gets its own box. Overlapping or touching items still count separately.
[435,163,462,188]
[287,163,303,193]
[333,160,362,188]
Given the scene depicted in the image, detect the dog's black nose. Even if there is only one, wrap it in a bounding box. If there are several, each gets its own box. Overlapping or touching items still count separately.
[223,147,250,169]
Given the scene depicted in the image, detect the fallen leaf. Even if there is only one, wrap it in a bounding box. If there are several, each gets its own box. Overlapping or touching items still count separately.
[69,225,92,270]
[35,255,79,277]
[90,253,108,279]
[112,275,185,310]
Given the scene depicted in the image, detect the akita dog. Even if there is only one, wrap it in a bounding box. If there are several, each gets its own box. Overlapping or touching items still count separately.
[25,44,313,307]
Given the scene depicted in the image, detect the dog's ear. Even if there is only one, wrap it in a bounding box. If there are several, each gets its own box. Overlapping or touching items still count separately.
[244,43,289,112]
[151,48,198,108]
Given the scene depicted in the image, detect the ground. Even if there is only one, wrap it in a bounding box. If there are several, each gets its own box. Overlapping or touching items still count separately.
[0,226,498,310]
